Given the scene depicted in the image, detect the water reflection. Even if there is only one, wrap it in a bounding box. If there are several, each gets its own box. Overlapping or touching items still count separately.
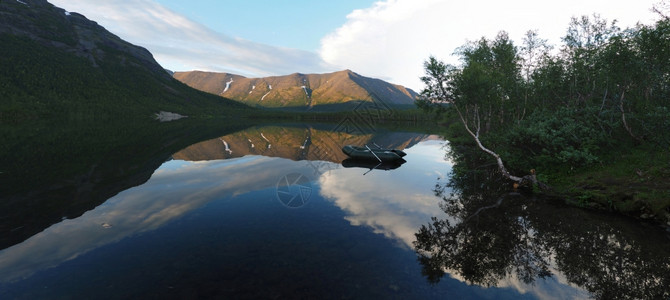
[3,123,668,299]
[172,124,428,164]
[321,141,448,249]
[414,144,670,299]
[0,156,317,283]
[1,126,464,299]
[341,158,406,172]
[0,119,251,251]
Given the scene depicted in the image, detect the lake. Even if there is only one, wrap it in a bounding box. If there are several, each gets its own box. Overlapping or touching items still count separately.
[1,123,668,299]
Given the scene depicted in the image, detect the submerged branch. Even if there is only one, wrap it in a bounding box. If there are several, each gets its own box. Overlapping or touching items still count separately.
[464,193,513,223]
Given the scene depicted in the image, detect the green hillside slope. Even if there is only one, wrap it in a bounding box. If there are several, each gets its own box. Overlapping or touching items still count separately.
[0,0,249,124]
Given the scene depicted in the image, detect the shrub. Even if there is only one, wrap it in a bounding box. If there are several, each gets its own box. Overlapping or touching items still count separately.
[495,107,613,172]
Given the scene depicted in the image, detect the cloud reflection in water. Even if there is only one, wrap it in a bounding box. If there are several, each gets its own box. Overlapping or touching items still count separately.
[0,156,318,282]
[320,140,451,249]
[0,139,454,287]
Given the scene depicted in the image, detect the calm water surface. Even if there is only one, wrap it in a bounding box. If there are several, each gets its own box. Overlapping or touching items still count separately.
[0,125,668,299]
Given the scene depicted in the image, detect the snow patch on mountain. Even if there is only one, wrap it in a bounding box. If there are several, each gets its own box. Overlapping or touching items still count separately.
[222,78,234,93]
[154,111,186,122]
[220,138,232,154]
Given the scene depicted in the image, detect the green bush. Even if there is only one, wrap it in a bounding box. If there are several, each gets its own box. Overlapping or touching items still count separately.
[639,106,670,148]
[496,107,614,172]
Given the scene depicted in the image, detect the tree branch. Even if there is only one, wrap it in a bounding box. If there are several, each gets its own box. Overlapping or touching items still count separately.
[619,89,643,142]
[453,103,524,182]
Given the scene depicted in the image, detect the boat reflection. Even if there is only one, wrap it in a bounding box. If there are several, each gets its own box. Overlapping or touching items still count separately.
[341,158,406,173]
[0,132,451,299]
[172,125,428,164]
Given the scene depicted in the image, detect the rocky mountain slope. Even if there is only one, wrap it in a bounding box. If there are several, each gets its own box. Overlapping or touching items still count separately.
[173,70,418,109]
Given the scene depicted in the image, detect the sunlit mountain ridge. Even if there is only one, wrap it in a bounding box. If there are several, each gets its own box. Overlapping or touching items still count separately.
[174,70,418,110]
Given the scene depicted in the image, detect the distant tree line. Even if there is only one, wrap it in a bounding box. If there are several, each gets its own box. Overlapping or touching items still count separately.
[418,5,670,176]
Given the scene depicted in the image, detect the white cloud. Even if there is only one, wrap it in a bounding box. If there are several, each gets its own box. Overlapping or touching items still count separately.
[319,0,659,90]
[48,0,660,91]
[49,0,336,76]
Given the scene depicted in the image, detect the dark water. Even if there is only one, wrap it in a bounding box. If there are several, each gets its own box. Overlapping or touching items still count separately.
[1,124,668,299]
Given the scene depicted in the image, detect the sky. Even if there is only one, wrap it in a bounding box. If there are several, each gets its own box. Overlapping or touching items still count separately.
[49,0,662,91]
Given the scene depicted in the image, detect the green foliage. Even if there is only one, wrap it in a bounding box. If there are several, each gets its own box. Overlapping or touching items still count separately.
[0,34,250,125]
[420,12,670,178]
[451,33,524,133]
[497,107,612,172]
[638,106,670,147]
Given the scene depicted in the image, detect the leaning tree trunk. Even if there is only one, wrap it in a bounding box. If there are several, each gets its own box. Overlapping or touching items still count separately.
[619,90,643,143]
[453,104,550,191]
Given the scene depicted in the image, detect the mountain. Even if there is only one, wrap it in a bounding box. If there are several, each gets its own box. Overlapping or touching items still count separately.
[173,70,418,110]
[172,125,430,163]
[0,0,247,123]
[0,0,253,248]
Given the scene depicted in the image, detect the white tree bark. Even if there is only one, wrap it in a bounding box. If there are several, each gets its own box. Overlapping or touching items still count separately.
[453,103,549,190]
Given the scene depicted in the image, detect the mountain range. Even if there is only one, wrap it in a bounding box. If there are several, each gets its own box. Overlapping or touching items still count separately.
[1,0,418,120]
[0,0,250,248]
[174,70,418,110]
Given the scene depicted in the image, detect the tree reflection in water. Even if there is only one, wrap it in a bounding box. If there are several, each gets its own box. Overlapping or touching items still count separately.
[414,145,670,299]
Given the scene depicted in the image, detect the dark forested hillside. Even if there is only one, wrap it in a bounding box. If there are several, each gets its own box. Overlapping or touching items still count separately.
[0,0,259,249]
[0,0,248,124]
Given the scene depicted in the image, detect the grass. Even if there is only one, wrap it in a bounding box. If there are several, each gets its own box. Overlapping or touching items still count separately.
[433,109,670,225]
[552,143,670,220]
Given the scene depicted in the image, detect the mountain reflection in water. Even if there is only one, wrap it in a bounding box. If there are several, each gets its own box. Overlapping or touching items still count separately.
[171,124,428,164]
[1,125,466,299]
[0,124,668,299]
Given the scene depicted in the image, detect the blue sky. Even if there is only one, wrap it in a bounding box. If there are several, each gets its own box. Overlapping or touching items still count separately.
[153,0,376,51]
[49,0,661,90]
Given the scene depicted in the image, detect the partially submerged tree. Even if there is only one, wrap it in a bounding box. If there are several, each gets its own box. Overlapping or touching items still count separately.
[419,8,670,186]
[419,33,549,190]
